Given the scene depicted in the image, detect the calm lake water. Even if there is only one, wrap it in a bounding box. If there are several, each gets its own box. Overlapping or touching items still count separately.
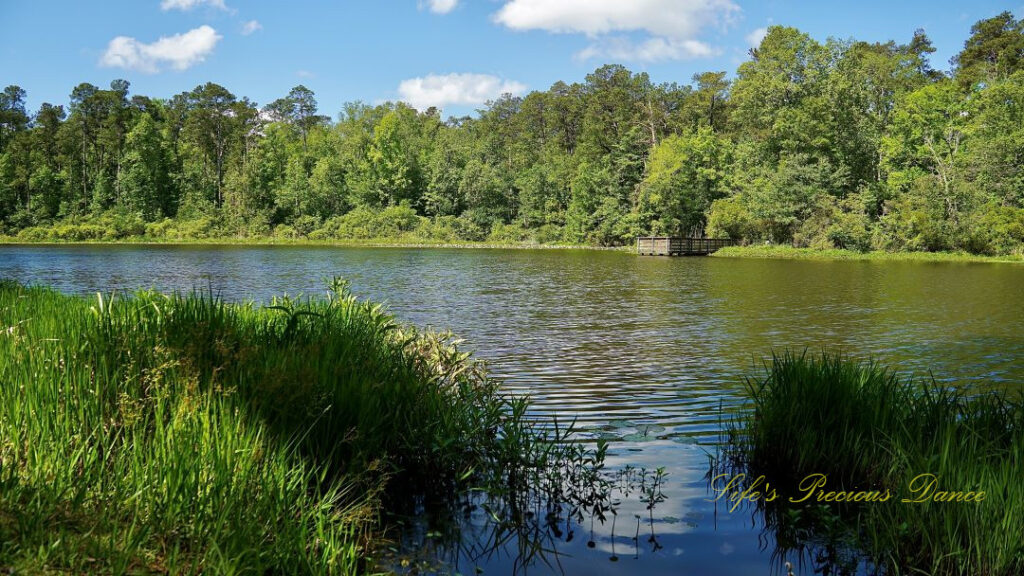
[2,244,1023,575]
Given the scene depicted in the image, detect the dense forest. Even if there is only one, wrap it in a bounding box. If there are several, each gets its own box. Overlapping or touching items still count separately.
[2,14,1023,254]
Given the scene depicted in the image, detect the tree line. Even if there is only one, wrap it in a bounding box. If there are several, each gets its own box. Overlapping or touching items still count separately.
[2,13,1023,254]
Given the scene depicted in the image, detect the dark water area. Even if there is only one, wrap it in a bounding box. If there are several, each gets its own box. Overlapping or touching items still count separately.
[2,244,1022,575]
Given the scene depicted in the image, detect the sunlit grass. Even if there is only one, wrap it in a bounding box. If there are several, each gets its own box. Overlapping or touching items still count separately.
[0,279,586,574]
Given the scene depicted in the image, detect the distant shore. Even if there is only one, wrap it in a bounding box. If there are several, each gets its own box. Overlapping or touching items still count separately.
[0,236,618,251]
[711,245,1024,264]
[2,237,1022,263]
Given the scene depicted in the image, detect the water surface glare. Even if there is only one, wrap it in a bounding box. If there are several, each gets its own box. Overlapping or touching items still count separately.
[2,244,1022,575]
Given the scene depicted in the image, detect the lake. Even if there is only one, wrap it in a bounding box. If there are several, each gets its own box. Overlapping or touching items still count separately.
[2,244,1022,575]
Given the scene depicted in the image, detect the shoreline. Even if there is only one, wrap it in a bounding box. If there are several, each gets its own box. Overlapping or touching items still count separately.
[2,237,1022,263]
[0,236,625,252]
[711,245,1024,264]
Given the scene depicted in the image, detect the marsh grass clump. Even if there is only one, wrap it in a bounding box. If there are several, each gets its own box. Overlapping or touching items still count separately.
[0,279,586,574]
[721,350,1024,576]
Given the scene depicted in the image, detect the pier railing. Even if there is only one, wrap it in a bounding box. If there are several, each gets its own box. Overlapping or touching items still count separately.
[636,236,737,256]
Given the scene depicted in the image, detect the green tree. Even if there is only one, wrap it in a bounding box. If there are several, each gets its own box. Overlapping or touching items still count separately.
[181,83,240,207]
[117,114,168,219]
[688,72,730,132]
[731,26,834,161]
[637,129,733,236]
[0,86,30,153]
[966,71,1024,206]
[267,85,328,152]
[424,126,469,217]
[882,80,972,224]
[953,11,1024,89]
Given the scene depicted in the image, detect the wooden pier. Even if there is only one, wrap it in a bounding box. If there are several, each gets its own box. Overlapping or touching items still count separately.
[636,236,737,256]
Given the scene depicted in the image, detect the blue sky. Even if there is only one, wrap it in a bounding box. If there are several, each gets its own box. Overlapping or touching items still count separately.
[1,1,1021,118]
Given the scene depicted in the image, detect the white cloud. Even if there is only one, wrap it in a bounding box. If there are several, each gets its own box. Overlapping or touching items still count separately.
[576,36,716,62]
[745,27,768,48]
[423,0,458,14]
[494,0,738,62]
[100,25,222,73]
[241,20,263,35]
[160,0,227,11]
[397,73,527,111]
[296,70,315,78]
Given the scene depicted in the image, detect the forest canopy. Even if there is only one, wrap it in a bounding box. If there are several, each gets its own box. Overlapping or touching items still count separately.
[2,13,1024,254]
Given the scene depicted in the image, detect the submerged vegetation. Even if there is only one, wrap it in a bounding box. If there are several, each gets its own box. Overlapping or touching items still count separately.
[719,351,1024,575]
[3,13,1024,254]
[0,279,601,574]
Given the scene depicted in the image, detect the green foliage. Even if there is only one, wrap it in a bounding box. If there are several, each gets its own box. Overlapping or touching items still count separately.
[791,194,873,251]
[637,128,732,235]
[964,202,1024,255]
[4,16,1024,255]
[312,203,420,240]
[118,114,168,219]
[952,11,1024,89]
[707,196,756,240]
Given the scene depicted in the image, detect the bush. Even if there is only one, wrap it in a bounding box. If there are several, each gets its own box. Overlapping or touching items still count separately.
[273,224,298,239]
[873,196,953,252]
[176,216,219,239]
[144,218,175,239]
[51,223,106,241]
[707,196,756,241]
[488,222,531,244]
[292,214,321,237]
[531,224,564,244]
[792,195,872,252]
[105,211,147,239]
[15,226,49,241]
[312,204,423,240]
[413,215,462,242]
[960,202,1024,255]
[246,212,273,237]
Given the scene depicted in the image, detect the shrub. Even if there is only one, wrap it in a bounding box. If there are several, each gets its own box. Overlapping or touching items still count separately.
[488,222,531,244]
[15,226,49,241]
[707,196,756,241]
[292,214,321,237]
[312,204,423,240]
[961,202,1024,255]
[873,196,952,252]
[531,224,564,244]
[273,224,298,239]
[51,223,106,241]
[144,218,175,239]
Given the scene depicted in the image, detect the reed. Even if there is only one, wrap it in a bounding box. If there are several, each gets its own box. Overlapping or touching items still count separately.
[0,279,576,574]
[722,351,1024,575]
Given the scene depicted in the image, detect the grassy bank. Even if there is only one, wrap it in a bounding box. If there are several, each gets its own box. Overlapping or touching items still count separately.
[721,352,1024,575]
[0,234,615,251]
[0,280,577,574]
[712,244,1024,263]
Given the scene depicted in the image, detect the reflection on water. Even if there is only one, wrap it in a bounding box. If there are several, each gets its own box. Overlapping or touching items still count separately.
[1,245,1021,575]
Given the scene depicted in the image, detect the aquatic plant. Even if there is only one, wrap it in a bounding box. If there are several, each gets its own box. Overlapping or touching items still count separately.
[718,351,1024,575]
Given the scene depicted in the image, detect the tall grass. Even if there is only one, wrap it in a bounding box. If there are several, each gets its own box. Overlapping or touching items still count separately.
[0,279,577,574]
[721,351,1024,575]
